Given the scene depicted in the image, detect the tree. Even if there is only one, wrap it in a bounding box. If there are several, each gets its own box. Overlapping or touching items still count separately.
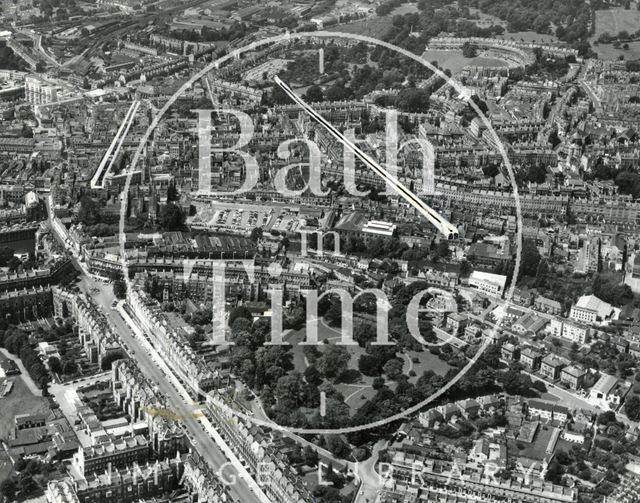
[459,259,473,277]
[275,372,305,407]
[520,240,541,278]
[228,306,252,327]
[434,241,451,261]
[482,164,500,178]
[383,358,404,380]
[462,41,478,58]
[158,203,185,231]
[305,85,324,102]
[316,346,350,380]
[231,317,252,334]
[303,445,319,466]
[20,123,33,138]
[48,356,62,374]
[101,352,123,371]
[250,227,263,242]
[372,376,385,390]
[7,256,21,272]
[62,360,77,375]
[0,477,17,502]
[304,365,322,386]
[166,180,178,202]
[78,196,102,226]
[394,88,430,113]
[625,395,640,420]
[113,279,127,299]
[0,246,15,267]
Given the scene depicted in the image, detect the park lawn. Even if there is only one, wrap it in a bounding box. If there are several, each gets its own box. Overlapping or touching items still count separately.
[0,376,51,440]
[333,16,395,39]
[391,3,419,15]
[539,392,560,403]
[421,50,508,75]
[406,349,452,382]
[593,8,640,38]
[591,8,640,60]
[0,450,14,486]
[593,41,640,61]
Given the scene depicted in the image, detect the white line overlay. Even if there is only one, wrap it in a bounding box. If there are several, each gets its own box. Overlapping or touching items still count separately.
[117,30,523,435]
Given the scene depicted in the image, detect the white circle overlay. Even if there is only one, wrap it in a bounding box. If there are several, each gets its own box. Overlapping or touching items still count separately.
[118,30,523,435]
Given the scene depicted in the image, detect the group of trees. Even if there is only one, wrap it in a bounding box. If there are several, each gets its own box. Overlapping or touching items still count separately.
[167,21,250,43]
[113,279,127,300]
[0,457,62,502]
[587,162,640,200]
[624,394,640,420]
[0,47,27,71]
[46,338,79,377]
[477,0,591,44]
[592,274,633,306]
[0,246,21,272]
[158,203,186,231]
[78,195,104,227]
[0,326,49,391]
[461,41,478,58]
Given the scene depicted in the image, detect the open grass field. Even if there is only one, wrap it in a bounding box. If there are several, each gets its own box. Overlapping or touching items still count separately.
[593,41,640,61]
[0,375,51,440]
[592,8,640,60]
[333,15,395,39]
[391,3,419,15]
[422,49,508,74]
[594,8,640,38]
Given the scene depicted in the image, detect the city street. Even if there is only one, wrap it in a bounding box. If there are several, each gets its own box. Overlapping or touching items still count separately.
[75,272,266,503]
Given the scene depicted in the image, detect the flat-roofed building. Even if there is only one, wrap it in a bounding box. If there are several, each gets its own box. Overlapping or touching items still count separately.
[469,270,507,297]
[570,294,614,324]
[588,373,628,410]
[528,399,569,423]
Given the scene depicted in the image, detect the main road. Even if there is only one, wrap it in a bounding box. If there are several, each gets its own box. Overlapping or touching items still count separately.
[46,197,264,503]
[74,271,265,503]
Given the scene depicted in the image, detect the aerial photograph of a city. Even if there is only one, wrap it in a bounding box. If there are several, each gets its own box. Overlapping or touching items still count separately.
[6,0,640,502]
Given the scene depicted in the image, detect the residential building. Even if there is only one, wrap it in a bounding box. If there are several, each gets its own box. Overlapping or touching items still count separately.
[528,400,569,423]
[501,342,517,361]
[520,347,542,370]
[445,312,468,335]
[560,366,587,390]
[540,354,568,381]
[548,319,589,344]
[535,295,562,315]
[73,435,150,477]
